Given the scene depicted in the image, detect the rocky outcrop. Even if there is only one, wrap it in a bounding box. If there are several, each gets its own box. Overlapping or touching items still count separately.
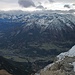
[36,45,75,75]
[40,58,75,75]
[0,69,12,75]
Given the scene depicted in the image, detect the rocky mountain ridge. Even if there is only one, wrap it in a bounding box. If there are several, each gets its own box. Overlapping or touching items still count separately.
[36,45,75,75]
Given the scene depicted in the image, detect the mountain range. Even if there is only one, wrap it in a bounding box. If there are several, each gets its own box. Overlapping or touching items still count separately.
[0,12,75,44]
[0,11,75,75]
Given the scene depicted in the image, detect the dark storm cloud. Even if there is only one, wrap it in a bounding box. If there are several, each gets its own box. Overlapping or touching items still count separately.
[18,0,35,8]
[64,5,70,8]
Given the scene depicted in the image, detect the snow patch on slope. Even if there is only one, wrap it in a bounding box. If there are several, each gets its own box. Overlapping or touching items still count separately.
[57,45,75,60]
[57,45,75,72]
[72,62,75,72]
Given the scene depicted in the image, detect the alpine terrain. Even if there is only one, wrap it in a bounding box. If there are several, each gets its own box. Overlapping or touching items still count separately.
[0,11,75,75]
[37,45,75,75]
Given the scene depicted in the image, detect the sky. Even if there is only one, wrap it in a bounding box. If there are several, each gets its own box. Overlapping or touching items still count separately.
[0,0,75,11]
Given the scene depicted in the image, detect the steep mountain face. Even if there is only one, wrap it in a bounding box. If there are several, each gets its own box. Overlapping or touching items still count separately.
[36,45,75,75]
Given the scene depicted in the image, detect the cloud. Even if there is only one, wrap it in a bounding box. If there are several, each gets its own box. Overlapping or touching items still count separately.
[69,9,75,13]
[0,0,18,3]
[18,0,46,9]
[48,0,54,3]
[18,0,35,8]
[73,4,75,6]
[36,5,44,9]
[44,10,75,14]
[0,0,75,11]
[64,5,70,8]
[52,0,75,3]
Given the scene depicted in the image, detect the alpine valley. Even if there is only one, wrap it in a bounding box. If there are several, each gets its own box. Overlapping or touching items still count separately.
[0,10,75,75]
